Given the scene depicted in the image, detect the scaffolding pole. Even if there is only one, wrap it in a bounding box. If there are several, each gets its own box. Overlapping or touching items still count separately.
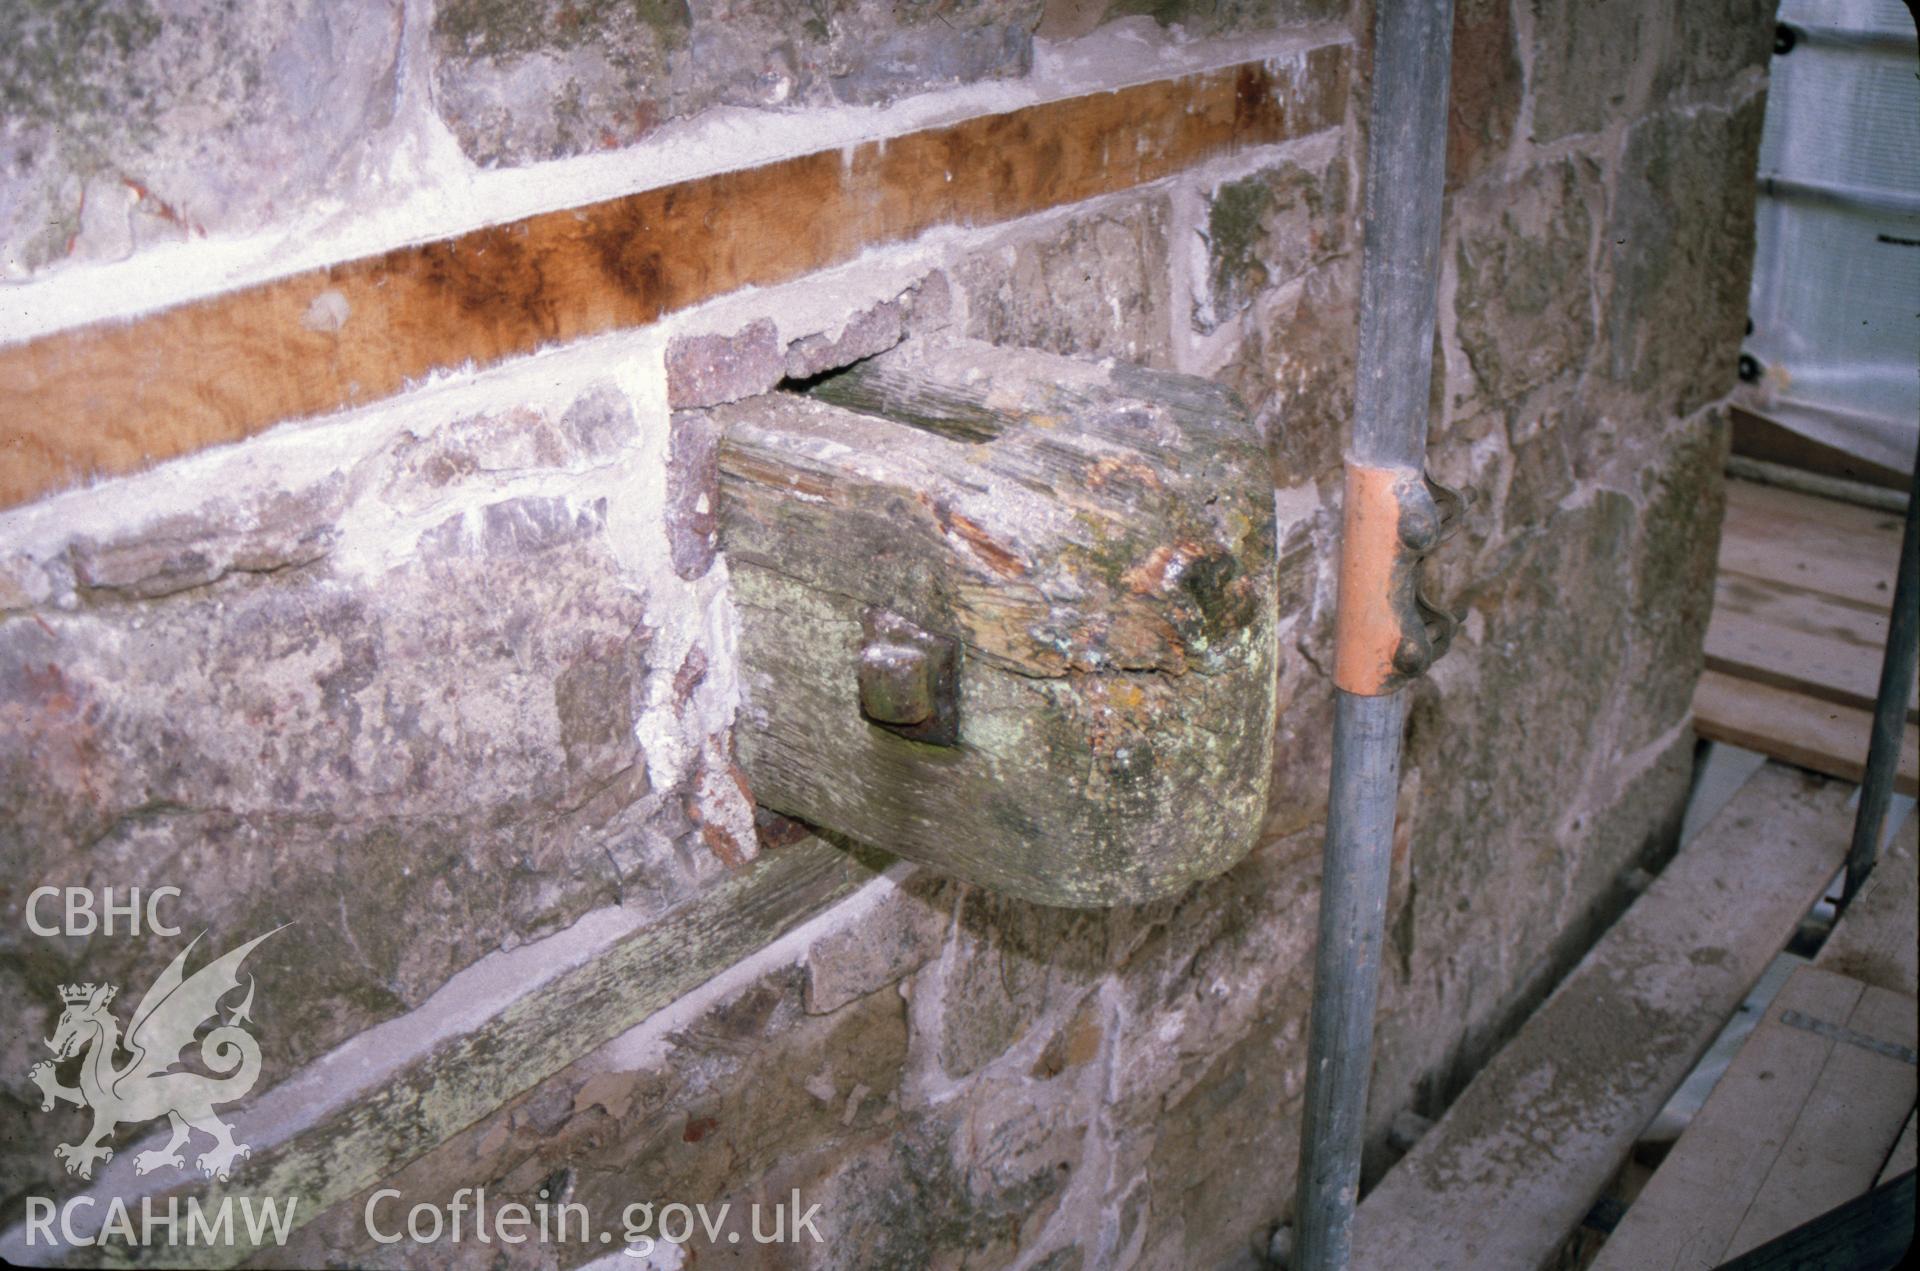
[1292,2,1457,1268]
[1842,452,1919,907]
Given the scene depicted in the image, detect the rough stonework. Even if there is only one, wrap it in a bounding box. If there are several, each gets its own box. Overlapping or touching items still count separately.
[0,0,402,276]
[664,318,784,409]
[429,0,693,167]
[1606,97,1769,418]
[1527,0,1770,145]
[957,193,1176,368]
[1051,0,1348,40]
[664,409,723,580]
[1217,258,1360,484]
[667,272,953,409]
[1657,0,1776,102]
[1624,415,1731,752]
[1453,157,1599,423]
[430,0,1044,167]
[1446,0,1523,190]
[1526,0,1657,142]
[0,378,754,1212]
[1195,153,1349,334]
[784,297,908,381]
[661,274,958,580]
[0,1,1772,1265]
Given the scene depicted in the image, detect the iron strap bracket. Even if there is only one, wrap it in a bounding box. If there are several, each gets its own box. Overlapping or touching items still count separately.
[1332,462,1467,696]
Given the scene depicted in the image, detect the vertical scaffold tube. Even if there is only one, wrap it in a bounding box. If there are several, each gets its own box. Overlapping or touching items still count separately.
[1843,455,1919,907]
[1293,3,1456,1269]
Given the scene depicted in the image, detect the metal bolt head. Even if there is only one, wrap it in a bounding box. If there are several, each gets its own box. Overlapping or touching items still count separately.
[859,642,935,726]
[1396,480,1443,554]
[1392,634,1432,678]
[858,609,961,746]
[1398,502,1440,554]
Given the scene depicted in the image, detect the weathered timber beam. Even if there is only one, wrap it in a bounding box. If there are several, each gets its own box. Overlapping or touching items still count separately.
[65,838,882,1269]
[711,339,1279,907]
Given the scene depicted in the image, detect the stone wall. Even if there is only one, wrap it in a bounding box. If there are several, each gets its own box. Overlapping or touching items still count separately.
[0,1,1769,1266]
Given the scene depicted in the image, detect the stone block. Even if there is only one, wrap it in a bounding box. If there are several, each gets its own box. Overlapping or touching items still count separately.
[754,1091,1084,1268]
[1656,0,1775,103]
[1623,411,1730,751]
[1604,97,1767,417]
[429,0,691,167]
[67,485,342,599]
[957,193,1175,368]
[1214,257,1359,486]
[1082,0,1348,39]
[1194,153,1349,334]
[803,872,952,1015]
[0,553,51,611]
[1143,1016,1306,1267]
[560,382,646,460]
[933,889,1119,1081]
[430,0,1042,169]
[379,404,613,510]
[823,19,1034,105]
[1527,0,1656,141]
[1453,158,1599,419]
[0,0,402,276]
[783,270,952,382]
[664,318,783,410]
[1446,0,1523,190]
[0,380,742,1208]
[1502,418,1582,532]
[665,409,721,580]
[783,298,907,382]
[1106,833,1317,1133]
[1030,999,1106,1080]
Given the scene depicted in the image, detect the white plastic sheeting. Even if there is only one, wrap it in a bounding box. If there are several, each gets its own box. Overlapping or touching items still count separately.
[1743,0,1919,474]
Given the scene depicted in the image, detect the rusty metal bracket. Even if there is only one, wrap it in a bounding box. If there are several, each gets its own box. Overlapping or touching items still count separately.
[1332,463,1466,696]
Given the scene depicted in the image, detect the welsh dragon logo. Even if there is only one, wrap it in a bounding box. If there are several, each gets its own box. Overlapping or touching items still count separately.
[29,928,283,1183]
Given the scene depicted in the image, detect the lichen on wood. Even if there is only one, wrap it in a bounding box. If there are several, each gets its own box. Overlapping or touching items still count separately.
[711,338,1279,906]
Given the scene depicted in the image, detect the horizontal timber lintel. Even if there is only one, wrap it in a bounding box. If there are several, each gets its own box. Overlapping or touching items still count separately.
[0,45,1350,511]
